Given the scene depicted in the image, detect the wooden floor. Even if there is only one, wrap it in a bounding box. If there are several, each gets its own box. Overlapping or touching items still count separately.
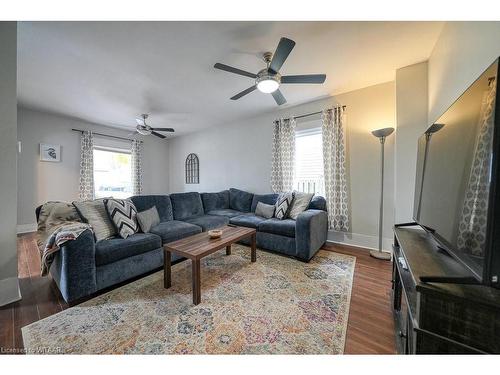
[323,242,396,354]
[0,233,396,354]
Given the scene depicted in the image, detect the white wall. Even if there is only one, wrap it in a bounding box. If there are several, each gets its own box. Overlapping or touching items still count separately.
[394,62,429,223]
[0,22,21,306]
[428,22,500,124]
[169,82,396,251]
[17,107,170,229]
[392,22,500,226]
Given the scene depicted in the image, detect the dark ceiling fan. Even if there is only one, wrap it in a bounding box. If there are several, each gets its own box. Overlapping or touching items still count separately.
[214,37,326,106]
[131,114,174,139]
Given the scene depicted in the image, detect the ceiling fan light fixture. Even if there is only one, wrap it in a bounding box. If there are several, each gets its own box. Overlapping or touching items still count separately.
[214,37,326,106]
[256,74,280,93]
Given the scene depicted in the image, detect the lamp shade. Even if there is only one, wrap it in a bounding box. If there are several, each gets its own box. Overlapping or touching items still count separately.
[371,127,395,138]
[425,123,445,135]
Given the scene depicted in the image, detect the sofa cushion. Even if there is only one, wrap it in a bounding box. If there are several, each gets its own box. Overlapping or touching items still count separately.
[230,214,267,229]
[184,215,229,231]
[201,190,229,212]
[130,195,173,222]
[136,206,160,233]
[251,193,279,212]
[308,195,327,211]
[229,188,254,212]
[170,192,204,220]
[73,198,116,241]
[104,198,139,239]
[150,220,202,244]
[207,209,245,218]
[95,233,161,266]
[258,218,296,238]
[274,192,294,220]
[255,202,275,219]
[288,192,314,220]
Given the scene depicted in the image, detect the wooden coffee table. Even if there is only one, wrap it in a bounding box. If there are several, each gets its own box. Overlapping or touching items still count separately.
[163,225,257,305]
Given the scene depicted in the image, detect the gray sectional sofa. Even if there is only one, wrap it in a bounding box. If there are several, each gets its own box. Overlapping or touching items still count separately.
[38,188,328,303]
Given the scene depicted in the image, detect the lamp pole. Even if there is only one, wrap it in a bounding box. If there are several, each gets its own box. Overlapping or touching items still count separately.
[370,127,394,261]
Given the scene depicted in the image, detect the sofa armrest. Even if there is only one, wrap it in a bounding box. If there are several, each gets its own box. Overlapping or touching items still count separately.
[49,229,97,303]
[295,209,328,261]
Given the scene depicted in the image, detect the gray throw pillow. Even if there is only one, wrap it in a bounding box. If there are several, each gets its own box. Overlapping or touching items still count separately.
[274,191,294,220]
[136,206,160,233]
[288,192,314,220]
[73,198,116,241]
[255,202,275,219]
[104,198,139,239]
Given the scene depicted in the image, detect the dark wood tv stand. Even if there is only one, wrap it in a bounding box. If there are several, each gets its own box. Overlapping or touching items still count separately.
[392,225,500,354]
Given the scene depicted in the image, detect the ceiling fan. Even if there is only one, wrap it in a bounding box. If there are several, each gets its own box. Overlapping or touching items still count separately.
[214,37,326,106]
[131,114,174,139]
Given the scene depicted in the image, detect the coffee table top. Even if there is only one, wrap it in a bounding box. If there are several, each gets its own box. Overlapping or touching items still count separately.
[164,225,256,260]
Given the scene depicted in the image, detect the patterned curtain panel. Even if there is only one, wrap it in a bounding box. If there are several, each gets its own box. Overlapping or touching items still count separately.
[322,107,349,231]
[79,131,94,200]
[131,139,144,195]
[270,118,296,192]
[457,82,497,256]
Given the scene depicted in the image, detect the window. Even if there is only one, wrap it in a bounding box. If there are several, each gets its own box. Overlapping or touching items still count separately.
[93,147,132,199]
[294,127,325,196]
[185,153,199,184]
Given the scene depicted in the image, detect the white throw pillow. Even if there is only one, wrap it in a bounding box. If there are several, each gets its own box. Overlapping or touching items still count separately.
[288,192,314,220]
[73,198,116,241]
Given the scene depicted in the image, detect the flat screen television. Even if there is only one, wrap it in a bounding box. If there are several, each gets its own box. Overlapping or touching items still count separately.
[413,58,500,288]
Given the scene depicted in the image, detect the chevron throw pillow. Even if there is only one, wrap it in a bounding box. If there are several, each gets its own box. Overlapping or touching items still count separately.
[104,199,139,239]
[274,191,294,220]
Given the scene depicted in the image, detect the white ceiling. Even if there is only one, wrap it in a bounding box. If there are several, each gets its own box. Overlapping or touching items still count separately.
[18,21,444,136]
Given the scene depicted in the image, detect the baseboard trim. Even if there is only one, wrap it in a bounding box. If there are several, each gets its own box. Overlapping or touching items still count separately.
[327,231,393,253]
[0,277,21,306]
[17,223,37,234]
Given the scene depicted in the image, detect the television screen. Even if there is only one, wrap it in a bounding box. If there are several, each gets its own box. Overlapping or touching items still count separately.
[414,59,498,280]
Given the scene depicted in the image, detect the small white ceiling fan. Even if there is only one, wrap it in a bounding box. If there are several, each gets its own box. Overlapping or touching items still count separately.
[131,114,174,139]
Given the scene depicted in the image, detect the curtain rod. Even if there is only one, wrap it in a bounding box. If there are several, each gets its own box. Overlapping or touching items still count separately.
[71,128,133,142]
[275,105,346,123]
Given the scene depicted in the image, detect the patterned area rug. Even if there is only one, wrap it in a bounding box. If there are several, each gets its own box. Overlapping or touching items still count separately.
[22,245,356,354]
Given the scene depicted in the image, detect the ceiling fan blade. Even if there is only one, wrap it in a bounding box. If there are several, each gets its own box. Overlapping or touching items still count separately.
[281,74,326,84]
[214,63,257,79]
[151,127,175,132]
[269,37,296,74]
[272,89,287,106]
[230,85,257,100]
[151,131,166,139]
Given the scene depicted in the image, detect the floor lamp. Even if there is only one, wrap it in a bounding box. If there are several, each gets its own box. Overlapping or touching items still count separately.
[370,127,394,261]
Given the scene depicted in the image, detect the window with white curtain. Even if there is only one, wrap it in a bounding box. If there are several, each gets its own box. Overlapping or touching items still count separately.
[93,147,132,199]
[294,126,325,196]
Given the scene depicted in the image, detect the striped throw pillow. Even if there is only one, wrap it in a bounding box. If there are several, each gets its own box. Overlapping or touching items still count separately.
[104,199,139,239]
[274,192,294,220]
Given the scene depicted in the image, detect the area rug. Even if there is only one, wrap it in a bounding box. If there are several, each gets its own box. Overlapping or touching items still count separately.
[22,245,356,354]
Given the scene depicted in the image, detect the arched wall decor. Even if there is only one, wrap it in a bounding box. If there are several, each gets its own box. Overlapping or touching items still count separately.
[185,153,199,184]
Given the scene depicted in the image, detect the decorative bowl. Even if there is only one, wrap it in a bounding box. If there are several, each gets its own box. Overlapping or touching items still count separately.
[208,229,222,239]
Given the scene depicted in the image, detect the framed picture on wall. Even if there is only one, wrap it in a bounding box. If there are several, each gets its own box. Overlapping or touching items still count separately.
[40,143,61,162]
